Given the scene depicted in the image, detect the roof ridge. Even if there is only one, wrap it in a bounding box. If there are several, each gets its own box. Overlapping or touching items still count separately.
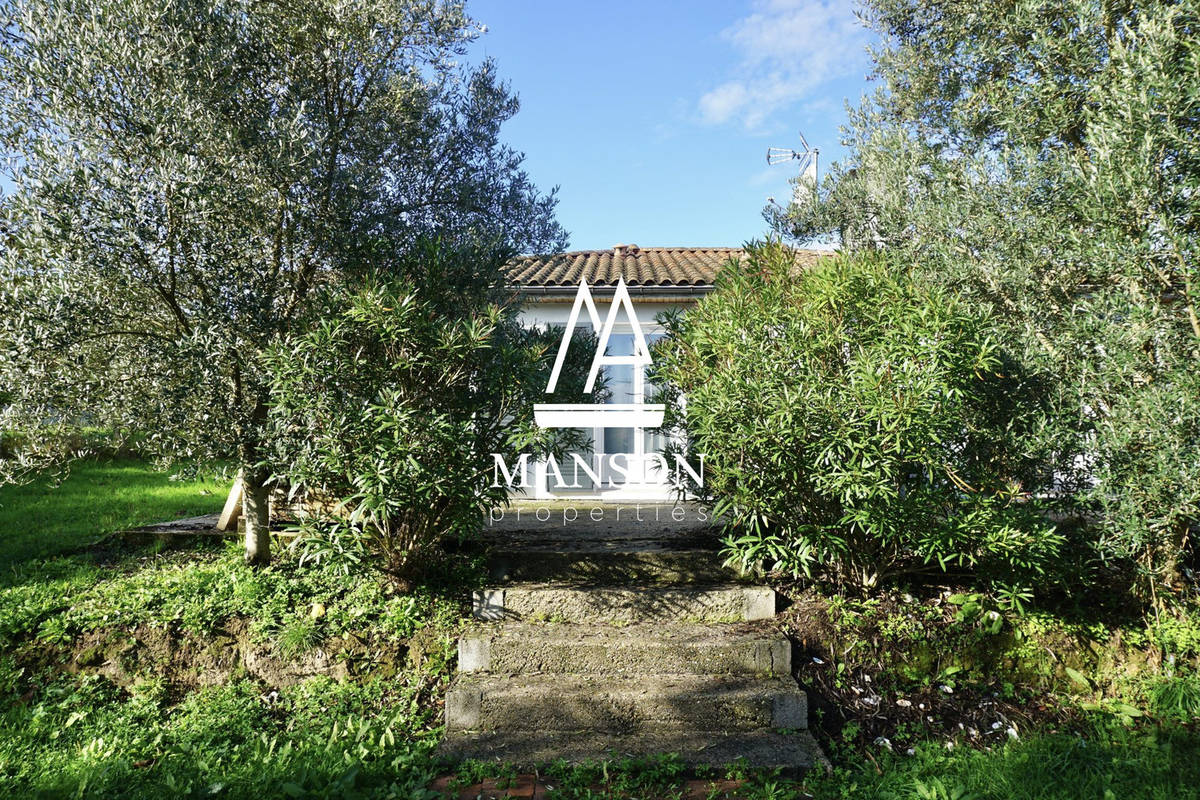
[507,246,829,289]
[515,245,830,259]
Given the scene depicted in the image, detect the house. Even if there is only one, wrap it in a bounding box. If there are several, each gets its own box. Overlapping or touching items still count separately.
[212,243,829,530]
[503,244,826,502]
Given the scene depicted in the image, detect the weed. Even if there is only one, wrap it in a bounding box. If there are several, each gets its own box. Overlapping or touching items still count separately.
[274,615,324,659]
[1151,675,1200,722]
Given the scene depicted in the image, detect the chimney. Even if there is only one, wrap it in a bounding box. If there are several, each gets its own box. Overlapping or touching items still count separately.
[612,243,626,257]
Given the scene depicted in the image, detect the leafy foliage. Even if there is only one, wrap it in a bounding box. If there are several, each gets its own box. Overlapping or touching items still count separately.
[777,0,1200,597]
[264,241,593,576]
[1151,675,1200,723]
[657,243,1061,591]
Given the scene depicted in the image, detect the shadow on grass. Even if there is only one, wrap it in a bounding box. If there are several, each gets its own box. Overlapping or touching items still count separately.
[808,721,1200,800]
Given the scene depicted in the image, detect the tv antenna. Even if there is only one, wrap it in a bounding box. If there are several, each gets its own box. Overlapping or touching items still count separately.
[767,131,818,184]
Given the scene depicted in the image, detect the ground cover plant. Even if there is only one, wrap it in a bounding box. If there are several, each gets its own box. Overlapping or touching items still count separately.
[0,463,475,798]
[780,585,1200,800]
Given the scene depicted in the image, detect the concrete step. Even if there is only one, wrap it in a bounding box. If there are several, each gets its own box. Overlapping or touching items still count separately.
[444,674,807,734]
[486,548,739,584]
[458,622,791,676]
[437,729,824,774]
[473,584,775,623]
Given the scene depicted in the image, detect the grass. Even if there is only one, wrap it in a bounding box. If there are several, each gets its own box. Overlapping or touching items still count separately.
[0,672,445,798]
[0,457,473,798]
[0,459,1197,798]
[803,722,1200,800]
[0,539,463,649]
[0,457,226,566]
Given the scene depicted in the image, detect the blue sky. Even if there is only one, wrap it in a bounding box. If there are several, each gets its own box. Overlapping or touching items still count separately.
[468,0,877,251]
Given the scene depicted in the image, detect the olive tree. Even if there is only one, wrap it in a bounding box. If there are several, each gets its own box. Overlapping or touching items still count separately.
[0,0,566,564]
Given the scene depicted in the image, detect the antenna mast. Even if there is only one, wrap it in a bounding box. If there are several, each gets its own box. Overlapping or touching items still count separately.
[766,132,818,206]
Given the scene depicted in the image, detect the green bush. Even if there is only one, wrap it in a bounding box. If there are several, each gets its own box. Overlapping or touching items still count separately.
[778,0,1200,602]
[657,242,1061,592]
[265,242,589,577]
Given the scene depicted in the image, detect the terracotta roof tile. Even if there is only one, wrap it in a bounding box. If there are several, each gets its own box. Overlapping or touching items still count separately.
[507,246,830,289]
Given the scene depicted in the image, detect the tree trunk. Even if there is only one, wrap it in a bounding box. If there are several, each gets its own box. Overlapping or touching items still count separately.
[1161,520,1191,591]
[242,470,271,566]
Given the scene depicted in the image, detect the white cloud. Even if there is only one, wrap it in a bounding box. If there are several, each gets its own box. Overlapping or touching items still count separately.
[699,0,869,130]
[699,82,751,125]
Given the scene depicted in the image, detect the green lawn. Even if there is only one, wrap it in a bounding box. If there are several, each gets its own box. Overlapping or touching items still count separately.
[0,458,226,567]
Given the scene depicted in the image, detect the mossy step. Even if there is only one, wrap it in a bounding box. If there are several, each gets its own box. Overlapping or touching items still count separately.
[444,674,807,734]
[457,621,790,676]
[472,584,775,624]
[437,729,824,774]
[486,548,742,585]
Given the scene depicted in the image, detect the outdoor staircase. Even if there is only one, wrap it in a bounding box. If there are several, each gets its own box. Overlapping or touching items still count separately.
[438,504,823,772]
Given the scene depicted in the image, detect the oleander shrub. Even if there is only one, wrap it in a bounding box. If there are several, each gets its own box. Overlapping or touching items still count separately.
[657,242,1062,593]
[265,242,591,578]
